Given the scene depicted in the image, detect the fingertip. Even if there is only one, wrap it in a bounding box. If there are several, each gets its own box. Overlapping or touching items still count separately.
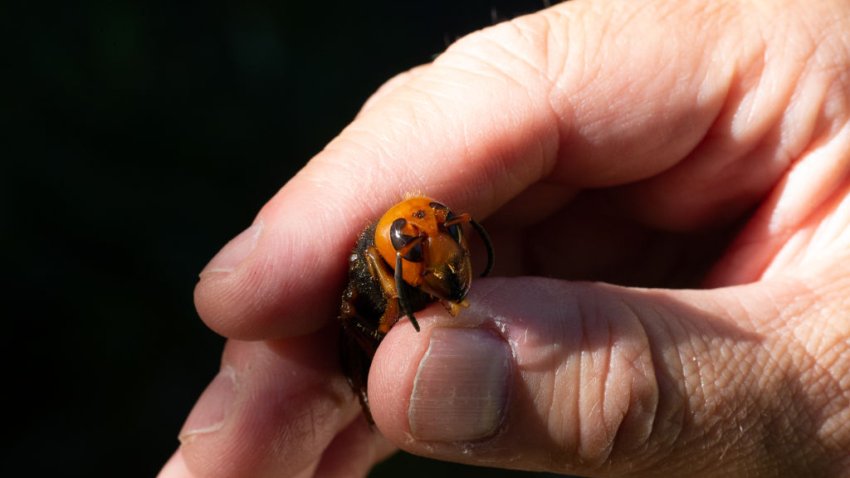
[198,222,264,276]
[157,449,194,478]
[370,307,513,443]
[193,203,348,340]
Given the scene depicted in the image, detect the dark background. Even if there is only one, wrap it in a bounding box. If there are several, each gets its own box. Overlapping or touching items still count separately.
[4,0,569,476]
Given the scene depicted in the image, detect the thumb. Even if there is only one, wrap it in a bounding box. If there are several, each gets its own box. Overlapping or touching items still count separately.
[368,277,826,476]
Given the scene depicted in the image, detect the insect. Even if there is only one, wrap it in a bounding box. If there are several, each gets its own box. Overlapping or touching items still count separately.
[338,196,494,424]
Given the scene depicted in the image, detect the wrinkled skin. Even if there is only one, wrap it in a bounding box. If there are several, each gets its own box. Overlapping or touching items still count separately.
[161,0,850,476]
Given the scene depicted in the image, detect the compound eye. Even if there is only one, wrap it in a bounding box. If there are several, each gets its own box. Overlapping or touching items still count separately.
[428,201,448,211]
[444,211,463,244]
[390,218,424,262]
[430,201,462,243]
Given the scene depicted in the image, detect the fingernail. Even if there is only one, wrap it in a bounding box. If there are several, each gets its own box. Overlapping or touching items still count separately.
[409,328,510,442]
[179,366,237,442]
[200,221,263,276]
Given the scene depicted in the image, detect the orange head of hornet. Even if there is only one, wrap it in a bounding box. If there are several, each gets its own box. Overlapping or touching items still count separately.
[373,197,494,329]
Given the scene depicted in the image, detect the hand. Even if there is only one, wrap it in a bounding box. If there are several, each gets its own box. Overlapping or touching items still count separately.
[160,0,850,476]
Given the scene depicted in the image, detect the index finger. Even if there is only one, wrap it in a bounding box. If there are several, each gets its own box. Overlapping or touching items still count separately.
[194,1,741,340]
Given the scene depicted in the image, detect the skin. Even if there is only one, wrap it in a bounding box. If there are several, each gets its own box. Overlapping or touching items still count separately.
[160,0,850,476]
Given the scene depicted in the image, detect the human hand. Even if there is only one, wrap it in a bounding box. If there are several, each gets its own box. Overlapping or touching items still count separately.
[160,0,850,476]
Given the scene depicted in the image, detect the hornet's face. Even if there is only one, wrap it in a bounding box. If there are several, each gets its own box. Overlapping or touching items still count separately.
[372,196,493,319]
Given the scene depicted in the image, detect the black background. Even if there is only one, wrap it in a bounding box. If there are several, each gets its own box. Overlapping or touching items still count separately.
[4,0,568,476]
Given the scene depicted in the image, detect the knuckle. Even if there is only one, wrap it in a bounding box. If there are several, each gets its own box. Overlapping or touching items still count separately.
[437,11,560,90]
[574,292,689,472]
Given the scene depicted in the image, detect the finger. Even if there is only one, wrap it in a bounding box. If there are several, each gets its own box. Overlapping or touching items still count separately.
[157,450,195,478]
[355,64,429,118]
[176,334,366,478]
[310,415,396,478]
[369,276,848,476]
[194,0,751,340]
[610,0,850,233]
